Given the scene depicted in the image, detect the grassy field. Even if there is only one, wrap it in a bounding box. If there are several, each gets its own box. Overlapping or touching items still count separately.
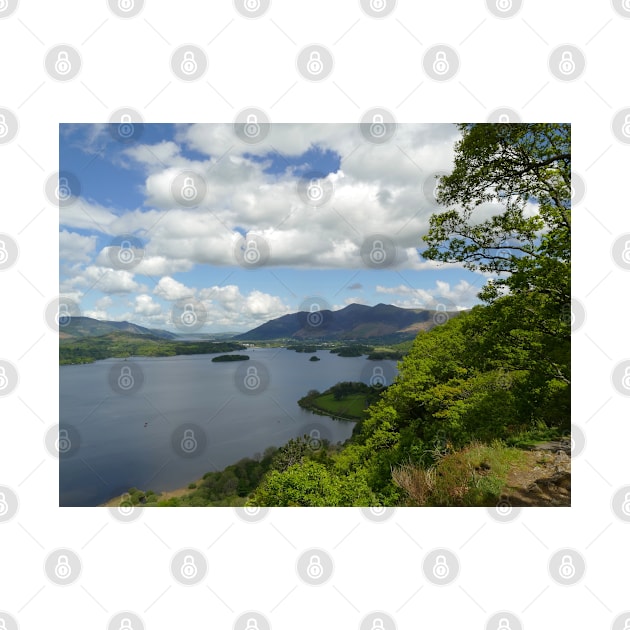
[308,393,368,420]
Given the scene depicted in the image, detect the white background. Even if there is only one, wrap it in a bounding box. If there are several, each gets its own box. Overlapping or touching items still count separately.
[0,1,628,628]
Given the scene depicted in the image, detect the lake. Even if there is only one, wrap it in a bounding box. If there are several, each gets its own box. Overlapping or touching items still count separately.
[59,348,399,506]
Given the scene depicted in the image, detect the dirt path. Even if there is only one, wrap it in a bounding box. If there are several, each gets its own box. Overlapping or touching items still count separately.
[502,439,571,506]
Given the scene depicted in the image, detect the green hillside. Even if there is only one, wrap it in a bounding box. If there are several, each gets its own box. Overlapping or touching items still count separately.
[59,331,246,364]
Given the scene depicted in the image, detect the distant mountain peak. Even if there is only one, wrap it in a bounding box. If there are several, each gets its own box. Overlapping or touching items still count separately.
[58,316,177,340]
[235,303,460,342]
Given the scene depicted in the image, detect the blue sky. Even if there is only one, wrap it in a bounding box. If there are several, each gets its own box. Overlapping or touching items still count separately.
[59,123,489,332]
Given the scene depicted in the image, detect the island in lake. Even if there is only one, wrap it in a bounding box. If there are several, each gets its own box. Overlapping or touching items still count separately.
[211,354,250,362]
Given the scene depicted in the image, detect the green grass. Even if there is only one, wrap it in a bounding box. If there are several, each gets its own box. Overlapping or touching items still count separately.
[393,441,527,506]
[309,393,368,419]
[503,424,564,449]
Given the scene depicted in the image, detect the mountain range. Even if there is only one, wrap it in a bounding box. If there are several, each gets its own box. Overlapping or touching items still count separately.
[59,304,460,343]
[58,316,178,340]
[234,303,459,341]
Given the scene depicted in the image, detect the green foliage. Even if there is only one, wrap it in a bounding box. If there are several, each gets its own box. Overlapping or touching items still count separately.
[252,460,376,506]
[211,354,249,362]
[298,381,383,420]
[59,332,247,365]
[392,441,527,506]
[330,345,374,357]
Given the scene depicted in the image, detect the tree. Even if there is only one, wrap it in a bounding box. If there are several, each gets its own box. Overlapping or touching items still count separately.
[422,123,570,385]
[423,123,570,302]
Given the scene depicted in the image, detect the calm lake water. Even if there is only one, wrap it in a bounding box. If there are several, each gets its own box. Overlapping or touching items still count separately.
[59,348,398,506]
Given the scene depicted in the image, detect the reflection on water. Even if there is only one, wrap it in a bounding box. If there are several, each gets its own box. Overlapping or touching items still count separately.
[59,348,398,506]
